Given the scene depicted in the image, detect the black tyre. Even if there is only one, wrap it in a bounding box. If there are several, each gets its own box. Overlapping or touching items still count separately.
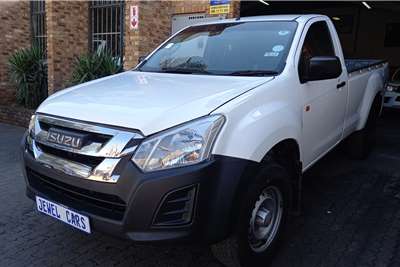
[211,159,291,267]
[346,95,381,159]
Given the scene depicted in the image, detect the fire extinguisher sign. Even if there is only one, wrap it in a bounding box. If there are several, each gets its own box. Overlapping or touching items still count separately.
[130,5,139,30]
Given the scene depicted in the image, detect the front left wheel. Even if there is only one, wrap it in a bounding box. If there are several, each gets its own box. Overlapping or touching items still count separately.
[211,160,291,267]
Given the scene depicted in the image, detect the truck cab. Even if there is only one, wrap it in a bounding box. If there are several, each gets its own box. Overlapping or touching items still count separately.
[22,15,388,267]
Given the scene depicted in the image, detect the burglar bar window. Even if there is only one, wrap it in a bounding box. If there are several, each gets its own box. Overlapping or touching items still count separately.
[90,1,124,63]
[31,0,46,56]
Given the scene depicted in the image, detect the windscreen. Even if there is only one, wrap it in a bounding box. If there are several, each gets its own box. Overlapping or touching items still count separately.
[138,21,297,76]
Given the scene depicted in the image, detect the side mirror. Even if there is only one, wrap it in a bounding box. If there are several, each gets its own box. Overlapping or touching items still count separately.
[300,56,342,83]
[138,55,147,64]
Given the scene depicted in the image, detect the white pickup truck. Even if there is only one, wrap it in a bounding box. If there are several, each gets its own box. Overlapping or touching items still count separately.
[22,15,388,266]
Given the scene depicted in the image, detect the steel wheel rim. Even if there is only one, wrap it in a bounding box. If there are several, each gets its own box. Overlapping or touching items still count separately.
[248,185,283,253]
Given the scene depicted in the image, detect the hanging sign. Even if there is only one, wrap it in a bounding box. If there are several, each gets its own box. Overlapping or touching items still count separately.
[210,0,231,15]
[130,5,139,30]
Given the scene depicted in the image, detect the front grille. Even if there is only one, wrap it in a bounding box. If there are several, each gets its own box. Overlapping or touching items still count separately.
[39,120,112,144]
[26,168,126,220]
[35,120,111,167]
[31,115,143,183]
[36,142,104,168]
[153,185,197,227]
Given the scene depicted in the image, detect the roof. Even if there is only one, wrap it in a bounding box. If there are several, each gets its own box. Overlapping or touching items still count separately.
[192,14,325,26]
[235,14,315,21]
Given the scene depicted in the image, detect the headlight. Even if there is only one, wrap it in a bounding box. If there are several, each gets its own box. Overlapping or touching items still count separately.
[28,114,36,135]
[26,115,36,151]
[132,115,225,172]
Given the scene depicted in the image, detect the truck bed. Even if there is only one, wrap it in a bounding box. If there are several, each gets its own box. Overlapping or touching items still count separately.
[345,59,387,73]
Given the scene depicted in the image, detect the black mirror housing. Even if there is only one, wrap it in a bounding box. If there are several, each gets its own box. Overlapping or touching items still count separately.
[301,56,342,83]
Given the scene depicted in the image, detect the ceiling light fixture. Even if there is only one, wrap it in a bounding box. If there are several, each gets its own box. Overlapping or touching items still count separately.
[259,0,270,6]
[362,2,372,9]
[332,16,341,21]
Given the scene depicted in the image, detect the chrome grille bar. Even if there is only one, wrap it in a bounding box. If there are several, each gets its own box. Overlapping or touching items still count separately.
[29,114,145,183]
[32,140,92,178]
[34,114,143,158]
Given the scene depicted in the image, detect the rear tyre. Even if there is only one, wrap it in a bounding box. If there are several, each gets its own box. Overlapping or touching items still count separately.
[346,95,381,159]
[211,160,291,267]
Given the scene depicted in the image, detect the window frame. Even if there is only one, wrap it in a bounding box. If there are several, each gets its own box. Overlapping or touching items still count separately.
[299,21,336,62]
[297,20,340,83]
[89,0,125,65]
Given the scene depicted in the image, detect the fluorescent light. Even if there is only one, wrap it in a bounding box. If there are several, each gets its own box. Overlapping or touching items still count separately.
[332,16,341,21]
[362,2,372,9]
[259,0,270,6]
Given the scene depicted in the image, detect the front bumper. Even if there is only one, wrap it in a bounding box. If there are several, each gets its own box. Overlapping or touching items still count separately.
[21,133,252,244]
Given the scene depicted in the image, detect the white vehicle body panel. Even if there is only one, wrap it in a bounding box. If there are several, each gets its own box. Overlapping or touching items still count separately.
[38,72,271,136]
[37,14,388,173]
[295,16,349,166]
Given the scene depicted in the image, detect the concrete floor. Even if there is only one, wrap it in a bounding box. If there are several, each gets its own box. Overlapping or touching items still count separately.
[0,109,399,267]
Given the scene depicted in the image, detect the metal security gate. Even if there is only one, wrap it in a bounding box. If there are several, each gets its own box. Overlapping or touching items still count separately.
[90,1,124,63]
[31,0,46,56]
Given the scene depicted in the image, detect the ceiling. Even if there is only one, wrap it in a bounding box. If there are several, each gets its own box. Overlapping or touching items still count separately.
[240,1,400,17]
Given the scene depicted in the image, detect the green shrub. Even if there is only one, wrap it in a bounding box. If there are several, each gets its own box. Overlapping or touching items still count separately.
[70,49,122,85]
[8,45,48,109]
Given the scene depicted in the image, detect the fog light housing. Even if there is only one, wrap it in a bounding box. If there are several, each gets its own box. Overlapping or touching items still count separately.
[152,185,198,227]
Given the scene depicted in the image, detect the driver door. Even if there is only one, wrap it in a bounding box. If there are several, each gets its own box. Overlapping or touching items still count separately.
[299,20,348,167]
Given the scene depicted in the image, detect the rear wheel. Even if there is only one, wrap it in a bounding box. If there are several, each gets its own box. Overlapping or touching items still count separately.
[211,160,291,267]
[346,95,381,159]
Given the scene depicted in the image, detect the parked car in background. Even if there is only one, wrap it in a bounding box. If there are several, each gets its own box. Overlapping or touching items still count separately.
[384,67,400,109]
[21,15,388,267]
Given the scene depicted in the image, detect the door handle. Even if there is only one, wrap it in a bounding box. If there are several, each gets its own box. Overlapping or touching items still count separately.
[337,81,346,89]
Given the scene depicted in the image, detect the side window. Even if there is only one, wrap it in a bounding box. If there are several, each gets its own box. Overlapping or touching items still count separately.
[299,21,336,79]
[301,21,335,60]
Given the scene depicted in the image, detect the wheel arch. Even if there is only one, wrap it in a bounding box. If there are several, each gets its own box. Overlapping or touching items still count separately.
[263,138,302,215]
[230,138,302,230]
[356,70,385,130]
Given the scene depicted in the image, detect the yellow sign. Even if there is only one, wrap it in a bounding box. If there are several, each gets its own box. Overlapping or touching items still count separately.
[210,4,230,15]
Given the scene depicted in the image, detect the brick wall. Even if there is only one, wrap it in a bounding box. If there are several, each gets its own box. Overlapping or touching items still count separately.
[123,0,141,69]
[0,1,31,106]
[0,105,34,128]
[46,0,89,94]
[124,0,173,69]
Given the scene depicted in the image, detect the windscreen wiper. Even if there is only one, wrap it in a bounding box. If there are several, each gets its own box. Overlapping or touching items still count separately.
[227,70,279,76]
[160,68,211,75]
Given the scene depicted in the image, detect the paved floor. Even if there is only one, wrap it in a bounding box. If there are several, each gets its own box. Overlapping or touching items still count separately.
[1,110,400,267]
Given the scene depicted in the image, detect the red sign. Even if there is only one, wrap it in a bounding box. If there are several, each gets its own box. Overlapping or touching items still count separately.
[130,5,139,30]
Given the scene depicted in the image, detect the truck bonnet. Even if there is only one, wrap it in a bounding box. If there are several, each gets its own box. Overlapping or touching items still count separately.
[37,71,272,135]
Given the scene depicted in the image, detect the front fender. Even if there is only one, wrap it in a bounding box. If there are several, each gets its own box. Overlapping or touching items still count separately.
[212,91,302,163]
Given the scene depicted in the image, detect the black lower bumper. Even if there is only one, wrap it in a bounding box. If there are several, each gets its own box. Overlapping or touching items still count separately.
[21,135,254,244]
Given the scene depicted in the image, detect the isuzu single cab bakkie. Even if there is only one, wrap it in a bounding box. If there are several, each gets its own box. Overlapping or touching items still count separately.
[22,15,388,266]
